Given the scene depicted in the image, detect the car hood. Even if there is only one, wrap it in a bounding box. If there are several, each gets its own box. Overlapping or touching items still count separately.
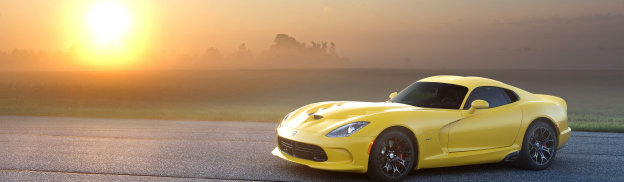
[281,101,431,133]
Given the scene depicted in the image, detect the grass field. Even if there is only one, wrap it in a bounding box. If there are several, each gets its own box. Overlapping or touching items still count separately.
[0,69,622,132]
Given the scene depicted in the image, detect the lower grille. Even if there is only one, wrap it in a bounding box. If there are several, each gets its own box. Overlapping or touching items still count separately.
[278,136,328,162]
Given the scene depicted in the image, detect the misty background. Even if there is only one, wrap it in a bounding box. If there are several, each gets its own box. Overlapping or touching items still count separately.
[0,0,622,132]
[0,0,623,70]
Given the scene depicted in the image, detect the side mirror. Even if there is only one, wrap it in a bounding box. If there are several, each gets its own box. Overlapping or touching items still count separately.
[389,92,398,100]
[468,99,489,114]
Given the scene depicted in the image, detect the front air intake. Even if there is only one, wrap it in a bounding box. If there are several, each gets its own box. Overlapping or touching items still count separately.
[277,136,328,162]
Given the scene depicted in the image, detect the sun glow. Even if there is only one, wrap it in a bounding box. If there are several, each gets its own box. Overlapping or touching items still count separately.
[76,0,147,69]
[86,1,131,47]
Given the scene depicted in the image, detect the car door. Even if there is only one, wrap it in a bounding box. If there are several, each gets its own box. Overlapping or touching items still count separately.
[447,86,522,152]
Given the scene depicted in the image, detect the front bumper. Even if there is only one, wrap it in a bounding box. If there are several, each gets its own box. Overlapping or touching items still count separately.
[272,127,374,173]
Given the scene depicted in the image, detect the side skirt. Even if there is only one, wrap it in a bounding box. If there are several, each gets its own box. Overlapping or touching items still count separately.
[503,151,520,162]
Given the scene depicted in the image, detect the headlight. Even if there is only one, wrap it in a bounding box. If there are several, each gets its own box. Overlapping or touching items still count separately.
[326,121,370,137]
[283,113,292,121]
[279,113,292,128]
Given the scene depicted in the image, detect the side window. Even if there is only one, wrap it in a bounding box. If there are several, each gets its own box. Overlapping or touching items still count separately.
[463,86,511,110]
[503,88,519,103]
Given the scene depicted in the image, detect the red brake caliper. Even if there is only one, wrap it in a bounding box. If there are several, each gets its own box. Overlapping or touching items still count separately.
[396,145,403,166]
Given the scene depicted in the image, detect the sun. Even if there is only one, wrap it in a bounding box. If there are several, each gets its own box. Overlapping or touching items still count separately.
[86,1,132,47]
[69,0,151,69]
[79,1,142,68]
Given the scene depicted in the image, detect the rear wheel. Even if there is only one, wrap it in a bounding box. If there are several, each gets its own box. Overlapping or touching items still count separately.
[367,130,415,181]
[516,121,557,170]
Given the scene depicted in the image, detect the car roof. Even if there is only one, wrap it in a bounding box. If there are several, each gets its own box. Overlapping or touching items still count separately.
[417,75,509,89]
[417,75,538,101]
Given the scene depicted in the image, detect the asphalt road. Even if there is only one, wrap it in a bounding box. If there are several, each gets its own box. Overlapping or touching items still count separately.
[1,116,623,181]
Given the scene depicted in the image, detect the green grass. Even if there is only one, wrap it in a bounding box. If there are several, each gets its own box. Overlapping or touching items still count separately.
[0,69,622,132]
[568,113,624,132]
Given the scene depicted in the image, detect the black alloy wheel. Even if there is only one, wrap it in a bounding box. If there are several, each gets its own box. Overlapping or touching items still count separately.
[516,121,558,170]
[368,130,416,181]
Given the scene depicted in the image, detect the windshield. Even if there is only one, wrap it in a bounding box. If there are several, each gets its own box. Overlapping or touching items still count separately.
[390,82,468,109]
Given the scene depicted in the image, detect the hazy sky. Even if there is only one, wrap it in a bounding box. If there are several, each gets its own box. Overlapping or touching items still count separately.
[1,0,623,69]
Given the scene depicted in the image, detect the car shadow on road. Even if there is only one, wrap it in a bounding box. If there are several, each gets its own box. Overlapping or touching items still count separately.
[413,162,518,177]
[275,161,522,181]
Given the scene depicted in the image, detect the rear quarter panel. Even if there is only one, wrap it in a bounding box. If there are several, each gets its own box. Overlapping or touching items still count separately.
[517,96,570,148]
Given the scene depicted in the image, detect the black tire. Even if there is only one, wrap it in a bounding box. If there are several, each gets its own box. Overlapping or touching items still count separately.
[367,130,416,182]
[516,121,558,170]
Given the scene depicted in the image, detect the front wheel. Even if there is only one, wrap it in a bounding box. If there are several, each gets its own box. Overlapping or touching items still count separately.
[516,121,558,170]
[367,130,416,181]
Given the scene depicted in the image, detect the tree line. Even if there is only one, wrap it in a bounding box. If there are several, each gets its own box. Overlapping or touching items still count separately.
[0,34,349,70]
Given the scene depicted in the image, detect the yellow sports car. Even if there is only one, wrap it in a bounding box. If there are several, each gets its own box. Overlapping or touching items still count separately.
[272,75,571,181]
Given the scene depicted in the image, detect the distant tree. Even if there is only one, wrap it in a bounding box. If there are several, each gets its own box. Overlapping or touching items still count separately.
[11,49,37,60]
[203,47,222,61]
[229,43,252,62]
[271,34,305,51]
[329,42,336,55]
[263,34,346,67]
[237,43,252,57]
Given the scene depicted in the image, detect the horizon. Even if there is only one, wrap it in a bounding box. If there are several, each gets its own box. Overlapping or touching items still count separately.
[2,67,623,73]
